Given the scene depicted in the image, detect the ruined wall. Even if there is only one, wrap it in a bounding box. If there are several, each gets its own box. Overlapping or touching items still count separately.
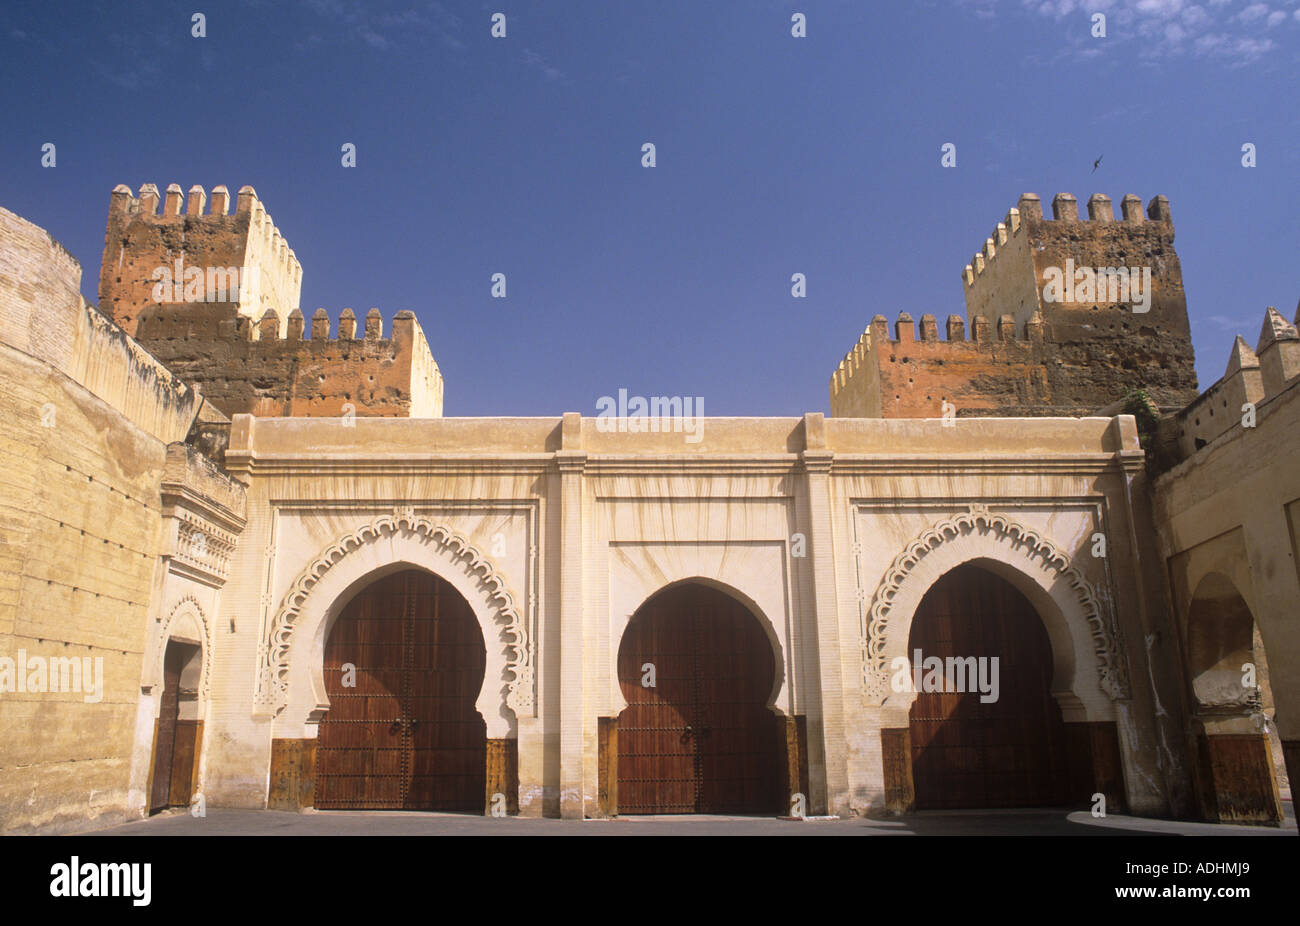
[134,302,444,419]
[99,183,302,339]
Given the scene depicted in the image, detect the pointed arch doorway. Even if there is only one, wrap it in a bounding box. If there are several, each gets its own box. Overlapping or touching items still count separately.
[313,568,487,811]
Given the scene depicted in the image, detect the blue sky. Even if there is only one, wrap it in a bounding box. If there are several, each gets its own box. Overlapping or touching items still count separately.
[2,0,1296,416]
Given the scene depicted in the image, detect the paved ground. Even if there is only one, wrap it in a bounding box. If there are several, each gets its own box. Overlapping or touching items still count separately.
[81,802,1296,836]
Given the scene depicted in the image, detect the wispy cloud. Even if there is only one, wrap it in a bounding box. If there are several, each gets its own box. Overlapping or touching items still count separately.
[966,0,1299,64]
[93,30,166,90]
[1206,313,1257,329]
[301,0,465,53]
[522,48,564,82]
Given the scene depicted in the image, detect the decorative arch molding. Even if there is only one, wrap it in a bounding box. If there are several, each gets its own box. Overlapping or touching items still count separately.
[862,504,1129,705]
[256,509,533,717]
[147,594,212,703]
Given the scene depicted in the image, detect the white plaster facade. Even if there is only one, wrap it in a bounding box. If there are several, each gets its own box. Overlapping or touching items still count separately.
[170,410,1178,818]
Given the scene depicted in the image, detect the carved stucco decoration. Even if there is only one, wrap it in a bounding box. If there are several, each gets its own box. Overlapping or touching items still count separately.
[256,509,533,716]
[861,504,1129,704]
[153,594,212,702]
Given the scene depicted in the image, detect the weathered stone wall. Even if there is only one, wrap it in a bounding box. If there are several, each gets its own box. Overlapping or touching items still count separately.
[0,205,198,440]
[0,344,177,834]
[98,183,302,338]
[0,207,83,372]
[967,193,1198,411]
[133,302,443,418]
[0,210,208,832]
[1152,307,1300,815]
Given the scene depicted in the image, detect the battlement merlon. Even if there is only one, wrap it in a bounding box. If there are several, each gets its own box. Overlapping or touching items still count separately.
[967,191,1180,306]
[100,183,303,338]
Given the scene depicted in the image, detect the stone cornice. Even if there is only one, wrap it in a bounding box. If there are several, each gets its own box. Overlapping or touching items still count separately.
[801,449,834,474]
[159,480,247,535]
[215,453,1133,479]
[554,450,588,475]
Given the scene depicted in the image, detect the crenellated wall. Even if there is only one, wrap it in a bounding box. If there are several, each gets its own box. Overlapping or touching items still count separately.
[134,302,443,419]
[1166,304,1300,461]
[98,183,445,419]
[99,183,303,338]
[831,310,1051,418]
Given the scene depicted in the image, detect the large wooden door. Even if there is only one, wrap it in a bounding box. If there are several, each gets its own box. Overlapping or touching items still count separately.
[908,564,1071,809]
[315,569,486,811]
[617,583,781,814]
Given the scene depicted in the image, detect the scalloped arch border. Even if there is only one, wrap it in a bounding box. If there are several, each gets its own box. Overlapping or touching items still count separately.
[862,504,1128,703]
[156,594,212,702]
[256,511,533,716]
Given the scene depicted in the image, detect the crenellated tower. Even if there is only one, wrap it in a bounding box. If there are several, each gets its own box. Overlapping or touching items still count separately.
[831,192,1200,419]
[97,183,443,420]
[100,183,302,338]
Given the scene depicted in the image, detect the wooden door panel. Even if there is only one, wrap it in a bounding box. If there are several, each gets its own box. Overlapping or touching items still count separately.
[406,576,484,811]
[695,595,779,814]
[909,565,1071,809]
[149,646,183,813]
[316,576,403,809]
[617,597,696,813]
[316,569,487,811]
[617,584,780,814]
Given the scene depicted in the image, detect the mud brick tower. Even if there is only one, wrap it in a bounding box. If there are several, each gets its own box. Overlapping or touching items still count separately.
[831,193,1200,419]
[98,184,443,419]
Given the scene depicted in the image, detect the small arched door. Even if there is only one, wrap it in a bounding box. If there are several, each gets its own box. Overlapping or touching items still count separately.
[149,639,202,813]
[907,564,1071,809]
[616,583,782,814]
[314,569,487,811]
